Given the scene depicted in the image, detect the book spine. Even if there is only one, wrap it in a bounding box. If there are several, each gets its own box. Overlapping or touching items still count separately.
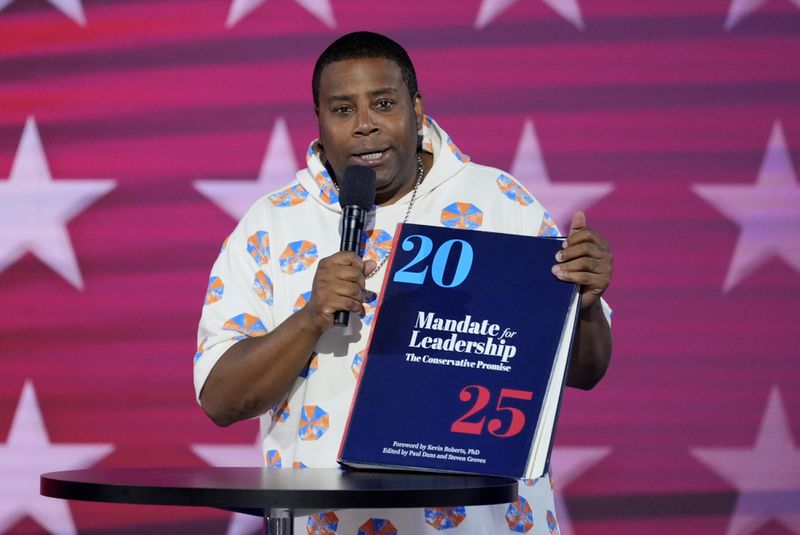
[530,285,581,479]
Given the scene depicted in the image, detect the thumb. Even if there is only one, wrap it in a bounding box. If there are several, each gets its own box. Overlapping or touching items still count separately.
[569,211,587,237]
[363,259,377,276]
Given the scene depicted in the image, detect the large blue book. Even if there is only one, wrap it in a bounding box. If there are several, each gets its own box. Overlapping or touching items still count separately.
[338,223,580,479]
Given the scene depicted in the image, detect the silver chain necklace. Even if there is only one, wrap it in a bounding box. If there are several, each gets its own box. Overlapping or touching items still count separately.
[366,155,425,279]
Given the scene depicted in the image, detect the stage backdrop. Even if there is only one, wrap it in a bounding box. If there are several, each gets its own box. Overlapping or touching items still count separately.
[1,1,799,534]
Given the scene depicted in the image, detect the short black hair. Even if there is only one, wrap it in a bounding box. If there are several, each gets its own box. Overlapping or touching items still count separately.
[312,31,418,110]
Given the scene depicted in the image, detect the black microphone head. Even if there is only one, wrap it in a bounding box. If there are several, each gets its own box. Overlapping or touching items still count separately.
[338,165,376,210]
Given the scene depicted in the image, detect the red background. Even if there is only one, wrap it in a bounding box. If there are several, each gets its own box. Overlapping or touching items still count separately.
[1,1,799,533]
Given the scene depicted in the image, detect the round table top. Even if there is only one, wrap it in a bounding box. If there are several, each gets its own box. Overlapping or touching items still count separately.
[41,467,517,512]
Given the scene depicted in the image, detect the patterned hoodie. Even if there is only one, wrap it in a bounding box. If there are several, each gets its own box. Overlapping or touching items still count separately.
[195,116,565,534]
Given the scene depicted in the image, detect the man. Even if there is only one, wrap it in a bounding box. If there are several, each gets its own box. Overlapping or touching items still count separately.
[194,31,612,534]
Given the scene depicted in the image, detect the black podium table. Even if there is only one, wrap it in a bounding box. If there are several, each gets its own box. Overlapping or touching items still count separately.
[41,467,517,534]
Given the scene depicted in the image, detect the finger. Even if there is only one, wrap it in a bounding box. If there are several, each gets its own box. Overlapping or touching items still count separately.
[552,263,611,295]
[313,269,366,299]
[310,285,365,321]
[313,291,365,315]
[551,265,610,289]
[318,261,366,285]
[562,230,609,255]
[556,241,610,263]
[335,280,368,301]
[340,266,367,286]
[333,295,366,313]
[327,251,365,267]
[363,259,377,276]
[555,256,611,276]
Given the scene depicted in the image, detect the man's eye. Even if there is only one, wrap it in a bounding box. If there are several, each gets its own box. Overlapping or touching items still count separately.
[375,100,394,110]
[334,105,352,114]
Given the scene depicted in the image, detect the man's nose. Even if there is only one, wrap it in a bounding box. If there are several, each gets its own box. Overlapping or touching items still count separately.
[354,108,378,136]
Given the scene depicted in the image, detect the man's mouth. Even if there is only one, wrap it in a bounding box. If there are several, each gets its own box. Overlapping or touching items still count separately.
[352,148,389,165]
[360,151,383,161]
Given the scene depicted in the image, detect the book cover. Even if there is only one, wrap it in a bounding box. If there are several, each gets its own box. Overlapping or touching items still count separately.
[338,223,579,479]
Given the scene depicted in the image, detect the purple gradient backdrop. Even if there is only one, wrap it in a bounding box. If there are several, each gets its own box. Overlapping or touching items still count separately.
[1,1,799,533]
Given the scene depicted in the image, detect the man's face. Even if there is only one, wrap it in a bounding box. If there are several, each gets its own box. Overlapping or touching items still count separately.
[316,57,423,205]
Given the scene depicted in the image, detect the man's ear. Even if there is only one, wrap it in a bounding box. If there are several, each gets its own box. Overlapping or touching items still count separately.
[314,107,323,150]
[414,92,424,130]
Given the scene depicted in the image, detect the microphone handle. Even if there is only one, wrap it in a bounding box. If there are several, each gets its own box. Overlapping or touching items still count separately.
[334,205,367,327]
[332,310,351,327]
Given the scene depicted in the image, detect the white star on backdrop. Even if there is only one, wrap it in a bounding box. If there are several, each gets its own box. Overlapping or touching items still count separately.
[226,0,335,28]
[691,387,800,534]
[725,0,800,30]
[0,0,85,26]
[550,446,612,535]
[192,436,264,535]
[511,119,614,233]
[475,0,584,29]
[0,381,114,535]
[0,117,116,290]
[692,121,800,293]
[194,118,299,220]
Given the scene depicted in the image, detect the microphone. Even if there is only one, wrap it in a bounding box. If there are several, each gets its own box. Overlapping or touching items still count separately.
[334,165,376,327]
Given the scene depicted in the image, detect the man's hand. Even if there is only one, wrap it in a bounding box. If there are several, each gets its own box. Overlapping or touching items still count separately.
[201,251,377,426]
[551,211,612,310]
[300,251,377,332]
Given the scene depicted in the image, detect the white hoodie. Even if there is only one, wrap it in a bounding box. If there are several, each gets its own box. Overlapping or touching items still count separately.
[195,116,563,534]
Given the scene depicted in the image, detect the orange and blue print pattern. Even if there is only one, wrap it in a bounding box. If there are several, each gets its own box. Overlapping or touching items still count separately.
[497,174,534,206]
[279,240,318,274]
[351,350,364,379]
[446,136,470,163]
[273,400,290,422]
[505,496,534,533]
[361,291,378,326]
[222,313,267,339]
[265,449,281,467]
[307,512,338,535]
[357,518,397,535]
[193,336,207,363]
[269,183,308,207]
[440,202,484,230]
[299,405,329,441]
[293,290,312,312]
[204,276,224,305]
[362,229,392,264]
[253,270,273,305]
[546,510,560,534]
[314,170,339,205]
[247,231,270,266]
[424,507,467,530]
[538,211,560,237]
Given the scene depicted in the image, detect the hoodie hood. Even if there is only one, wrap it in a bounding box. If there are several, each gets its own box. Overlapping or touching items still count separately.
[296,115,471,213]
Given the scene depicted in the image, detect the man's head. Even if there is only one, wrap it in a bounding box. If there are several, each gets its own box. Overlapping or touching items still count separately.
[312,31,418,111]
[313,32,424,205]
